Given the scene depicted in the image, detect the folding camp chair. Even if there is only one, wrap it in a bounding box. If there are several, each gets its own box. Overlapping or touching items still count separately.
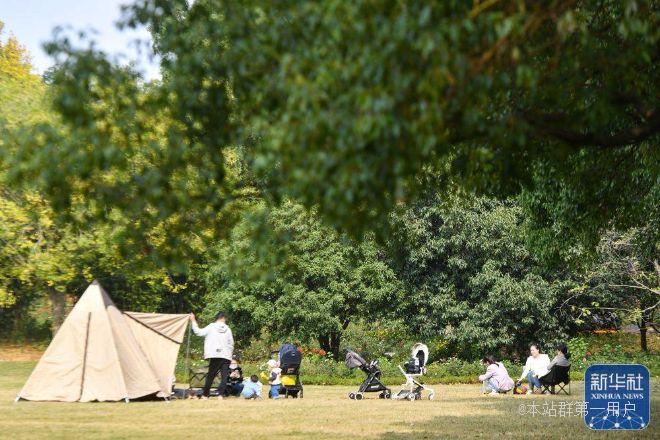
[539,365,571,395]
[187,366,224,397]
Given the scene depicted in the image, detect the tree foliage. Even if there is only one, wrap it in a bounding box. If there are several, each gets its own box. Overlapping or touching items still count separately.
[204,201,400,357]
[566,228,659,351]
[0,3,657,360]
[0,26,205,335]
[389,195,570,357]
[3,1,657,261]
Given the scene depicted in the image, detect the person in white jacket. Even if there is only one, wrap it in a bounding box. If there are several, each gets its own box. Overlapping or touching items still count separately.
[190,311,234,400]
[517,343,550,394]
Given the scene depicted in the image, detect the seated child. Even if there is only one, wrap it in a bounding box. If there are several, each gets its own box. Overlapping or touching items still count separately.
[226,356,244,396]
[241,375,263,399]
[267,359,282,399]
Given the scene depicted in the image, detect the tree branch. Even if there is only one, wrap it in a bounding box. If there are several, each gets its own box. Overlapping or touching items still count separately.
[469,0,502,18]
[641,300,660,314]
[607,283,660,295]
[519,108,660,148]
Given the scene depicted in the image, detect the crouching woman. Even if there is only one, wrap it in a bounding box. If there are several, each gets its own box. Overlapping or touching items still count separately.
[479,355,514,396]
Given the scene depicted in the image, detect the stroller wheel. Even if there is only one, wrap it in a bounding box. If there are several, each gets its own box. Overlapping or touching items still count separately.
[384,390,392,399]
[348,392,356,400]
[428,392,435,400]
[378,392,384,399]
[355,393,364,401]
[407,393,416,401]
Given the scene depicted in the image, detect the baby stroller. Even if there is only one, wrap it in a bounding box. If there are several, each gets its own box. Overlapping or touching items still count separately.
[345,349,391,400]
[393,343,435,400]
[272,343,304,398]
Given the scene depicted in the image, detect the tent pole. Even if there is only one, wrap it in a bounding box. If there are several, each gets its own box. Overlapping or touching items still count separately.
[78,312,92,401]
[185,322,192,384]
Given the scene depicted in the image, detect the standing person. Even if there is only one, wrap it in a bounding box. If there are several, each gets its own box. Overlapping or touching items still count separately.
[190,312,234,400]
[267,359,282,399]
[479,355,515,396]
[517,343,550,395]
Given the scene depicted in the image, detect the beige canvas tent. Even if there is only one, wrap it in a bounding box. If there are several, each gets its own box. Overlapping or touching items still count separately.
[124,311,190,397]
[16,281,189,402]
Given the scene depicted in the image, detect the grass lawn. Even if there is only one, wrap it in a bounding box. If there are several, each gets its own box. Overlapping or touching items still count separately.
[1,361,658,439]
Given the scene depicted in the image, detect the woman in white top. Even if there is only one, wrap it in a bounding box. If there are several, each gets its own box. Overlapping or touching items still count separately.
[517,343,550,394]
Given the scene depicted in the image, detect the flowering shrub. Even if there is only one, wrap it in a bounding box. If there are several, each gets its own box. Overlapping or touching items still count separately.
[300,346,327,358]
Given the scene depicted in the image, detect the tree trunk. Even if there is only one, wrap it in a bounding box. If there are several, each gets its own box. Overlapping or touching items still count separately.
[329,332,341,360]
[639,319,648,352]
[318,335,330,353]
[318,332,342,359]
[48,288,66,337]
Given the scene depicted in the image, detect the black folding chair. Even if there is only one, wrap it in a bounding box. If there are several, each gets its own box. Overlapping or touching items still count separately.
[187,366,224,396]
[539,365,571,395]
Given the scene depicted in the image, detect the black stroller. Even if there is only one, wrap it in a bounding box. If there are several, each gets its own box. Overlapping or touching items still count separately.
[345,349,391,400]
[277,343,304,398]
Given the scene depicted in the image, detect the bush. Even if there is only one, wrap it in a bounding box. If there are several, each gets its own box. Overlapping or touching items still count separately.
[340,320,416,362]
[175,332,659,384]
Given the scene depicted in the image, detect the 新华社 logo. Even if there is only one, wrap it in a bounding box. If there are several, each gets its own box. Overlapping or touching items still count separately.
[585,364,650,430]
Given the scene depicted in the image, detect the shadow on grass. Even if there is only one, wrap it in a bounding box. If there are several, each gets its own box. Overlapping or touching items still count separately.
[378,382,659,439]
[378,411,658,439]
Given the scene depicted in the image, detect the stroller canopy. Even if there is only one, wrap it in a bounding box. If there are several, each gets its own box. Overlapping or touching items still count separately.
[411,343,430,368]
[345,350,368,369]
[279,343,302,366]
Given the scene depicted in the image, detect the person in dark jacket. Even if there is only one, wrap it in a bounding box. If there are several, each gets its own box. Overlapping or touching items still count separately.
[546,342,571,370]
[225,355,244,396]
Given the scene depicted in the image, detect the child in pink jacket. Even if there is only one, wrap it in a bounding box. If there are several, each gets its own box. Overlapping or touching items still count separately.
[479,355,514,396]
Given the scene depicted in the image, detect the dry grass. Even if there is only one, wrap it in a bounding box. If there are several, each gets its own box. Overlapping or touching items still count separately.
[1,361,658,439]
[0,344,45,361]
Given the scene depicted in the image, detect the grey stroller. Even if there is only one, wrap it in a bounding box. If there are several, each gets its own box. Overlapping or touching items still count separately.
[345,349,391,400]
[392,343,435,400]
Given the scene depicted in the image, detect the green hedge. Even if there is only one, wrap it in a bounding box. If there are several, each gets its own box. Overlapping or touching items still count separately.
[175,350,660,385]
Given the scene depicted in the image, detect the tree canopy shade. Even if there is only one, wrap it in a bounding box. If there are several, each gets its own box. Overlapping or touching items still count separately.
[3,1,658,263]
[135,0,659,233]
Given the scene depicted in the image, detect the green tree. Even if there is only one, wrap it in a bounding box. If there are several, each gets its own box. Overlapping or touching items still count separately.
[389,195,569,358]
[565,228,659,351]
[0,25,204,336]
[0,26,82,334]
[204,201,401,358]
[6,1,658,262]
[0,22,48,129]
